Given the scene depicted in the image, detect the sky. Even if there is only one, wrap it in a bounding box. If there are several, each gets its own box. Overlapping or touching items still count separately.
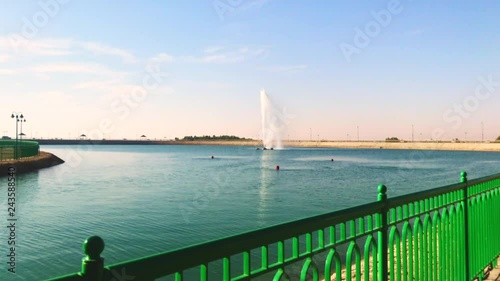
[0,0,499,141]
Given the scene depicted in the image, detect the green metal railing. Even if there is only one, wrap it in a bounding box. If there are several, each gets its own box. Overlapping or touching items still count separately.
[0,140,39,160]
[47,171,500,281]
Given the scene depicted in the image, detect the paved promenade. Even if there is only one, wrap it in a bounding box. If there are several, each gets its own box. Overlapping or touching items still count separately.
[486,257,500,280]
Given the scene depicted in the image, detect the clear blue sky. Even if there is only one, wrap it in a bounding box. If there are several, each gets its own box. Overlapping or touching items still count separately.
[1,1,499,141]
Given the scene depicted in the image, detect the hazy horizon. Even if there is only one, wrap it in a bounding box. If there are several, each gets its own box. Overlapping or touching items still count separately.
[1,1,499,141]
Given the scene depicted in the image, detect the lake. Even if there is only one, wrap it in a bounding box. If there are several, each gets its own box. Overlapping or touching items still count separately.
[1,144,499,280]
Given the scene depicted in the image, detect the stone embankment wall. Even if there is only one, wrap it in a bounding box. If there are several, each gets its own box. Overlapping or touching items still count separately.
[0,151,64,175]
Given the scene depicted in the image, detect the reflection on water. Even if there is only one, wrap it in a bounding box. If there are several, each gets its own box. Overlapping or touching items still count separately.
[258,150,277,223]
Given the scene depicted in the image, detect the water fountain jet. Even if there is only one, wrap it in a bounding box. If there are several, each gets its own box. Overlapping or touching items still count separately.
[260,89,285,150]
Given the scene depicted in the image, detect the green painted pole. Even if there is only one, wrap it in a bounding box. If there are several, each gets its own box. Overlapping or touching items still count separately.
[377,184,388,281]
[461,171,470,281]
[81,236,107,281]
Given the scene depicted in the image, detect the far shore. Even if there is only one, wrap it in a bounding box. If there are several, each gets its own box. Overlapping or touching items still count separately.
[32,138,500,152]
[177,140,500,152]
[288,140,500,152]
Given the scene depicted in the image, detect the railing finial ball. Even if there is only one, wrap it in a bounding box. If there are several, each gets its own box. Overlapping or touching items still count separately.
[461,171,468,182]
[377,184,387,201]
[83,236,105,260]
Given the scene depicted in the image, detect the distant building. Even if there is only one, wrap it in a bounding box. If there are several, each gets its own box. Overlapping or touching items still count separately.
[1,136,11,140]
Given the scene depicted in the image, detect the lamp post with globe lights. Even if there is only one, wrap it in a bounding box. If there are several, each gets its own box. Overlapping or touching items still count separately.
[19,116,26,141]
[11,112,24,159]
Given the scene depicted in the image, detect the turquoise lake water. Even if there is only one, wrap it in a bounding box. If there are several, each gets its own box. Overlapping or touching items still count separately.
[0,144,499,280]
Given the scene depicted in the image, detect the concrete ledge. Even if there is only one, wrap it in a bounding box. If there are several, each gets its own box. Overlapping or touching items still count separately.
[0,151,64,175]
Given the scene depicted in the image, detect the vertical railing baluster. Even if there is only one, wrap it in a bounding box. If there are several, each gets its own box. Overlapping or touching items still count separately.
[199,264,207,281]
[349,220,355,238]
[261,245,268,270]
[306,233,312,254]
[277,242,283,264]
[329,226,336,246]
[461,171,470,281]
[223,257,230,281]
[340,223,346,242]
[358,217,365,236]
[318,229,324,250]
[292,237,299,259]
[377,184,388,281]
[243,251,250,278]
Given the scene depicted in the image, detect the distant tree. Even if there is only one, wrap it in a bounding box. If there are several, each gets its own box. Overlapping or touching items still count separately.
[181,135,248,141]
[496,135,500,141]
[385,137,400,142]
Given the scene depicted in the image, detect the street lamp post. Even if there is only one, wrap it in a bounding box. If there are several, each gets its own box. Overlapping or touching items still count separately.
[412,124,414,142]
[20,117,26,141]
[11,112,24,159]
[357,126,359,142]
[481,122,484,142]
[19,116,26,158]
[11,115,17,159]
[309,128,312,141]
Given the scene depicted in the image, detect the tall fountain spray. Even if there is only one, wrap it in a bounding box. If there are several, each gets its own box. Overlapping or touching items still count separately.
[260,89,284,149]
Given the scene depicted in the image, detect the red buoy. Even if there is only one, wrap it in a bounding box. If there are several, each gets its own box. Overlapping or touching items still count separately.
[276,165,280,170]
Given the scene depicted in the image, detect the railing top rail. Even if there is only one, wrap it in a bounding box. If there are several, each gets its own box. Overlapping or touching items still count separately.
[105,200,384,276]
[386,172,500,209]
[467,172,500,186]
[386,181,466,209]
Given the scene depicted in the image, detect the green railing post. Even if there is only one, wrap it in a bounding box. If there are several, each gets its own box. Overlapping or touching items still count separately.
[81,236,108,281]
[377,184,388,281]
[461,171,470,281]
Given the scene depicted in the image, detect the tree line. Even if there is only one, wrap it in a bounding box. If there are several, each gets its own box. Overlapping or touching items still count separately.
[177,135,249,141]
